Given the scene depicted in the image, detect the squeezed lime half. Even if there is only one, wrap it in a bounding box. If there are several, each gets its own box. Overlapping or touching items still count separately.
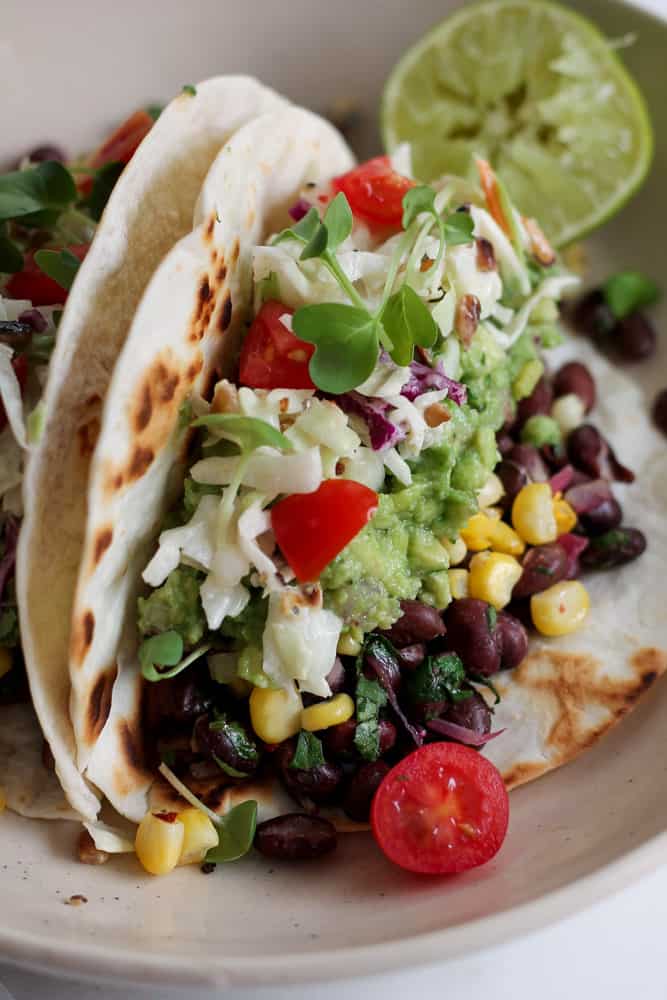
[382,0,654,246]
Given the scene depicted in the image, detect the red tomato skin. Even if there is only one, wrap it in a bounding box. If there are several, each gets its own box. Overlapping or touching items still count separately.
[271,479,378,582]
[371,743,509,875]
[78,109,154,196]
[5,244,89,306]
[239,301,315,390]
[332,156,415,229]
[0,354,29,432]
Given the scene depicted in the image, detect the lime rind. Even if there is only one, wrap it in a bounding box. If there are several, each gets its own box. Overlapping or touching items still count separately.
[382,0,654,247]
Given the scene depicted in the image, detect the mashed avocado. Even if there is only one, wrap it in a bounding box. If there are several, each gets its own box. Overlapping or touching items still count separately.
[138,566,206,648]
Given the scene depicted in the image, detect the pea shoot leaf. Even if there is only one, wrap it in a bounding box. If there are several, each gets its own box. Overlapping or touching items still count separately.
[140,635,211,682]
[0,161,76,223]
[191,413,293,453]
[300,222,329,261]
[443,211,475,246]
[381,284,438,365]
[322,192,353,251]
[290,731,325,770]
[354,674,387,762]
[603,270,661,319]
[402,185,436,229]
[293,303,379,394]
[205,800,258,863]
[274,206,321,247]
[34,248,81,290]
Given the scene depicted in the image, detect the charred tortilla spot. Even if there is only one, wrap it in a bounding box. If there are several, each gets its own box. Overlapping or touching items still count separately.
[77,417,101,459]
[231,238,240,264]
[154,362,179,403]
[92,526,113,567]
[134,383,152,432]
[219,294,232,331]
[204,214,215,242]
[85,663,118,744]
[128,445,154,480]
[199,275,212,306]
[71,609,95,666]
[186,356,203,381]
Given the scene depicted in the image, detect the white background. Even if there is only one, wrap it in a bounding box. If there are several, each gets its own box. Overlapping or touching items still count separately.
[3,0,666,995]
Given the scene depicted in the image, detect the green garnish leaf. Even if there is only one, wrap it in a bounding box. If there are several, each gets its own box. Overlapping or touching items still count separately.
[213,756,249,779]
[603,270,661,319]
[182,84,197,96]
[85,161,124,221]
[209,714,259,769]
[402,185,436,229]
[140,634,212,682]
[205,800,258,864]
[443,211,475,246]
[381,284,438,365]
[405,652,471,708]
[290,730,325,770]
[293,303,379,394]
[353,673,387,762]
[322,191,353,252]
[192,413,293,453]
[300,222,329,261]
[0,161,76,223]
[0,233,23,274]
[34,248,81,291]
[274,206,321,247]
[259,270,281,303]
[146,104,164,121]
[486,605,497,632]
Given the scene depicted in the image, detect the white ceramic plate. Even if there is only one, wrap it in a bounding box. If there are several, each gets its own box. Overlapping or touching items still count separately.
[0,0,665,989]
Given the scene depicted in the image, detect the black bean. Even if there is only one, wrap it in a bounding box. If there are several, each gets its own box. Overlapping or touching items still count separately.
[396,643,426,670]
[324,719,396,759]
[496,459,529,512]
[443,598,501,677]
[580,527,646,571]
[193,714,259,777]
[26,144,66,164]
[553,361,596,412]
[144,667,212,734]
[442,691,492,735]
[364,648,401,691]
[540,443,568,472]
[508,444,549,482]
[496,612,529,670]
[255,814,337,860]
[568,424,634,483]
[381,599,446,646]
[377,719,398,755]
[516,376,553,428]
[513,543,568,599]
[613,312,657,362]
[343,761,390,822]
[281,757,344,807]
[580,496,622,535]
[569,289,615,340]
[497,431,515,457]
[653,389,667,437]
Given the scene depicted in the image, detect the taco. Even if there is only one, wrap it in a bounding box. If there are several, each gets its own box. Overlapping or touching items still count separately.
[4,78,286,820]
[69,110,664,871]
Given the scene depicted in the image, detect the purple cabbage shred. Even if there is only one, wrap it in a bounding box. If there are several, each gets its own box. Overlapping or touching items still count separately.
[401,360,467,406]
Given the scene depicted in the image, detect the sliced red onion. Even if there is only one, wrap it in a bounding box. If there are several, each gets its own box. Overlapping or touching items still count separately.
[564,478,613,515]
[288,198,312,222]
[18,308,48,332]
[401,360,467,406]
[557,532,589,580]
[363,647,424,747]
[549,464,575,495]
[336,391,405,451]
[427,718,505,746]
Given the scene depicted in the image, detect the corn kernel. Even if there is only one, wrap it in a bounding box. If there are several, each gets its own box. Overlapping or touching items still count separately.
[468,551,523,610]
[301,693,355,732]
[135,811,184,876]
[0,786,6,814]
[249,685,303,744]
[477,473,505,509]
[488,519,525,557]
[461,512,524,556]
[512,482,558,545]
[177,808,219,866]
[337,632,361,656]
[551,393,585,437]
[441,535,467,566]
[0,648,11,681]
[530,581,590,636]
[553,496,577,535]
[448,568,470,600]
[460,512,494,551]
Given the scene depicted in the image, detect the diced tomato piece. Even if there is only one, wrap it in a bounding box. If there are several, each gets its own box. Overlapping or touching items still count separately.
[239,300,315,390]
[271,479,378,582]
[0,354,29,432]
[371,743,509,874]
[78,109,154,195]
[332,156,414,229]
[5,244,88,306]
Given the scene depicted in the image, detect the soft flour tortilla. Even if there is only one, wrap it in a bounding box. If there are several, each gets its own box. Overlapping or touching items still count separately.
[17,77,287,820]
[68,107,355,822]
[0,703,77,821]
[144,339,667,829]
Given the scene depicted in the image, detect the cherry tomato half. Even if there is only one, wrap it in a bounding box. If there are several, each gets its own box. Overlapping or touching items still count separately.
[6,244,89,306]
[332,156,414,229]
[78,109,154,196]
[371,743,509,875]
[271,479,378,582]
[239,300,315,390]
[0,354,29,433]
